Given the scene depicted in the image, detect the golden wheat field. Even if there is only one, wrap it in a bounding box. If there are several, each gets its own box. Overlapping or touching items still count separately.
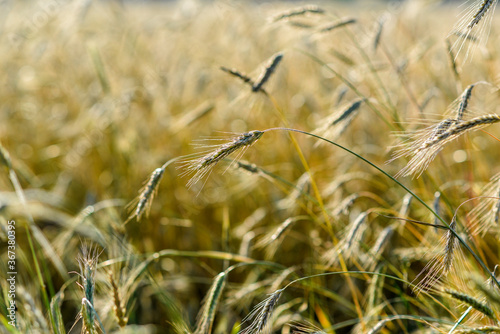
[2,0,500,333]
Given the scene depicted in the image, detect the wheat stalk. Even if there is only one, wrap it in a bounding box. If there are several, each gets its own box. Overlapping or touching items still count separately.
[425,114,500,149]
[456,83,476,121]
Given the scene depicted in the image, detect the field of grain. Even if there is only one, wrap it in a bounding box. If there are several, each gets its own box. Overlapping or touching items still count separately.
[1,0,500,333]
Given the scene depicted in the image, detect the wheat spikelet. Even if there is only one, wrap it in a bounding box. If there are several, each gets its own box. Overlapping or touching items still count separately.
[420,118,458,150]
[239,289,283,334]
[413,219,458,293]
[468,0,496,28]
[74,245,102,334]
[134,167,165,220]
[329,98,364,127]
[272,5,324,22]
[323,172,372,198]
[343,212,369,254]
[318,18,356,32]
[332,193,360,216]
[391,114,500,178]
[196,272,227,334]
[456,83,476,121]
[324,212,368,266]
[444,220,458,278]
[81,298,97,334]
[109,271,128,328]
[444,288,495,319]
[252,53,283,93]
[449,0,498,60]
[180,130,264,189]
[220,66,254,87]
[314,98,364,145]
[287,21,315,29]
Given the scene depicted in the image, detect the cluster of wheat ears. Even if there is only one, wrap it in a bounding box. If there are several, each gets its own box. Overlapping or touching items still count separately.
[3,0,500,333]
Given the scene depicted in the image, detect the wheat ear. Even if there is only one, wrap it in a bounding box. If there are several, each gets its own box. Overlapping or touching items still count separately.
[444,288,495,319]
[252,53,283,93]
[319,18,356,32]
[109,271,128,328]
[422,114,500,149]
[456,83,476,121]
[181,130,264,188]
[468,0,496,28]
[195,272,227,334]
[272,5,324,22]
[413,218,458,293]
[238,289,283,334]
